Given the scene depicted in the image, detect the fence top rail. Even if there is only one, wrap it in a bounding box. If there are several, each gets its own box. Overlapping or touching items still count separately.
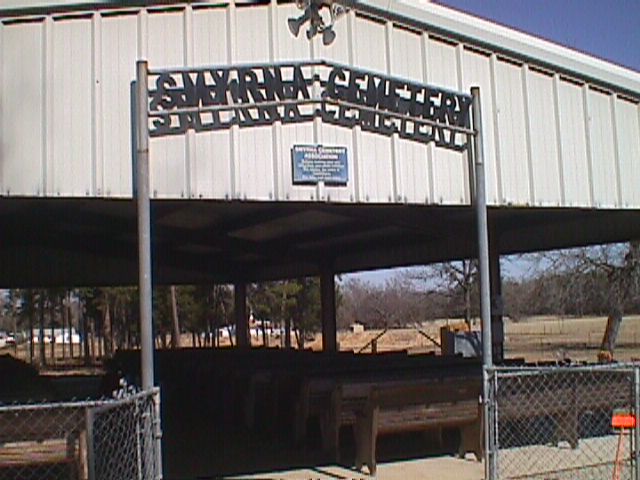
[0,387,159,412]
[486,363,640,376]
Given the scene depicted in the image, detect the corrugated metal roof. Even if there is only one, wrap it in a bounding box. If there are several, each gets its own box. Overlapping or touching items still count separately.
[2,0,638,98]
[0,0,117,12]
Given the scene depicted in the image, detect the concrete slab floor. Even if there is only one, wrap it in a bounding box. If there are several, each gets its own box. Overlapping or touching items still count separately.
[224,456,484,480]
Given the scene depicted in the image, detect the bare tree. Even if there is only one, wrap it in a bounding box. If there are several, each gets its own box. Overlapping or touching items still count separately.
[338,276,426,329]
[501,242,640,320]
[525,242,639,316]
[408,260,478,329]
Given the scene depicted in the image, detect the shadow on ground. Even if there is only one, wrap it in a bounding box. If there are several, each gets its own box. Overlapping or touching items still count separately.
[163,396,463,480]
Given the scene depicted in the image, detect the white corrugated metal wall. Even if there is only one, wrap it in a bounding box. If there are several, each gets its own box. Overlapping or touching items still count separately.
[1,1,639,208]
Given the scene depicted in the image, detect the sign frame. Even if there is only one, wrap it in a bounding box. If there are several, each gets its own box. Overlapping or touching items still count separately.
[291,144,349,186]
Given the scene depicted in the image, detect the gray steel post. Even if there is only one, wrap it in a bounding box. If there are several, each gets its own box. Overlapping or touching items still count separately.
[491,368,499,478]
[635,367,640,480]
[154,389,164,479]
[136,60,154,391]
[471,87,492,367]
[135,400,143,480]
[86,408,96,480]
[471,86,494,479]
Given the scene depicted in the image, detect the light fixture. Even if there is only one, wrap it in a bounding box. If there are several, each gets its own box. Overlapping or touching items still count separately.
[306,21,319,40]
[322,26,336,45]
[288,0,310,37]
[287,16,305,37]
[287,0,348,45]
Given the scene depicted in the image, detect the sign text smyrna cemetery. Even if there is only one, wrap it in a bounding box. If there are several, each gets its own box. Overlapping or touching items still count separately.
[148,61,472,151]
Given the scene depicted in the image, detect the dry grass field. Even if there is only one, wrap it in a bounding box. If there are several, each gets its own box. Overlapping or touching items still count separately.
[203,315,640,364]
[307,315,640,363]
[502,315,640,362]
[4,315,639,367]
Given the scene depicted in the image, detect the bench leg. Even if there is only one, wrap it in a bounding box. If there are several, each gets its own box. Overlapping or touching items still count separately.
[66,433,78,480]
[355,407,379,476]
[66,433,76,461]
[320,416,339,459]
[294,385,311,444]
[555,411,579,449]
[320,387,341,461]
[78,429,89,480]
[459,420,483,461]
[325,386,340,458]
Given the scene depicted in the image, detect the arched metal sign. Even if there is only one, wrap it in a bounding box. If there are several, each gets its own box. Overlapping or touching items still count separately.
[145,60,473,151]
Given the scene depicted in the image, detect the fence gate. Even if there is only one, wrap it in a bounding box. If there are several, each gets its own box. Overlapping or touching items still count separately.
[0,388,161,480]
[87,389,161,480]
[487,366,640,480]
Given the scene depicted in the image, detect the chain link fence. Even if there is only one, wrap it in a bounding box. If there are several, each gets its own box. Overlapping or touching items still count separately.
[487,365,639,480]
[0,388,161,480]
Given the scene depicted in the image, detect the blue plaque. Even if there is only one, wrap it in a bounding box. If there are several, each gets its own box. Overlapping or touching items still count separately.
[291,145,348,185]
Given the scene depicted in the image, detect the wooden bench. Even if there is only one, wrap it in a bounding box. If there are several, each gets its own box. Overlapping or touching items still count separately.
[323,379,482,475]
[0,406,89,479]
[294,377,338,442]
[293,356,482,444]
[497,374,632,449]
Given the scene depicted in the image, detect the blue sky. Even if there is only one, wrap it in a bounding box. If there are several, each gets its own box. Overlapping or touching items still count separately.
[434,0,640,72]
[349,0,639,286]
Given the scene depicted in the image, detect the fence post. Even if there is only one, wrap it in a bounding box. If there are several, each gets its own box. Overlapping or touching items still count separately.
[86,407,96,480]
[492,369,499,478]
[135,399,143,480]
[635,367,640,480]
[484,367,497,480]
[153,389,163,479]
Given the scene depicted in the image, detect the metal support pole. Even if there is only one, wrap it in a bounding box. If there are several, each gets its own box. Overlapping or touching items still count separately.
[471,86,494,480]
[634,367,640,480]
[471,87,493,367]
[136,60,154,391]
[489,225,504,364]
[234,283,249,347]
[320,267,337,352]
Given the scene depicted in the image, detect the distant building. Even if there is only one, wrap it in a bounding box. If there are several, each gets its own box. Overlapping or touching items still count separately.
[31,328,81,344]
[350,323,365,334]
